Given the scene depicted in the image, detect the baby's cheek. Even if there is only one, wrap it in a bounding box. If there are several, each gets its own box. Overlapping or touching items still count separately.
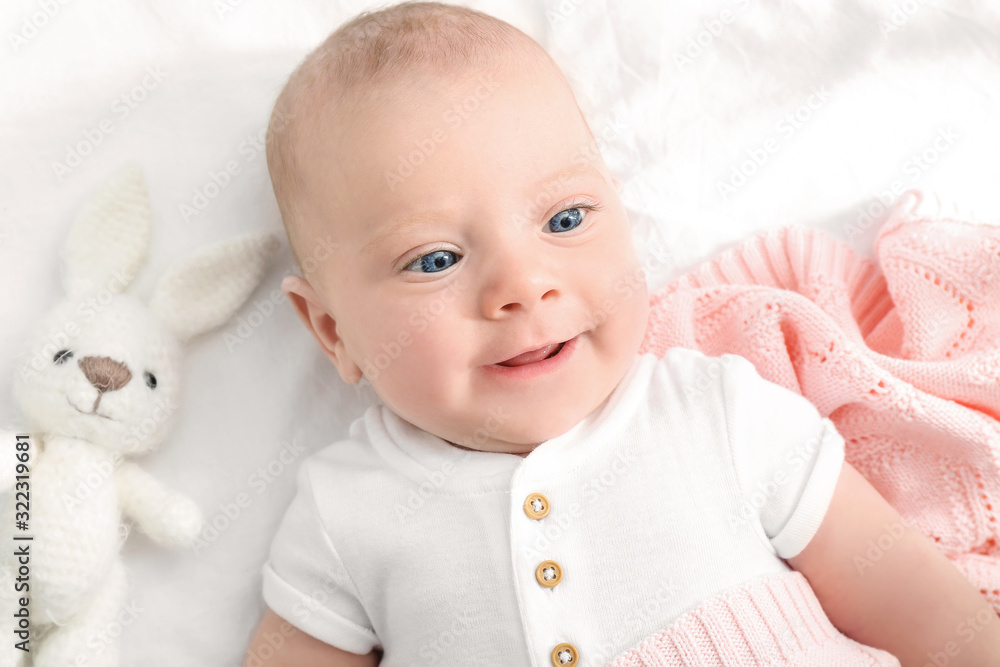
[341,306,412,383]
[374,325,449,383]
[373,339,461,427]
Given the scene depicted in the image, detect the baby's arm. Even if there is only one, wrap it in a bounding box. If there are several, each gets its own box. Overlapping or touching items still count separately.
[243,609,381,667]
[786,460,1000,665]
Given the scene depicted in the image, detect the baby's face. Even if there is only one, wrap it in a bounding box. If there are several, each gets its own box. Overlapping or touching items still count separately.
[291,56,649,455]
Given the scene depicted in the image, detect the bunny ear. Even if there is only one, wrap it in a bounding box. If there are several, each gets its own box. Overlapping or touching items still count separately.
[61,163,152,298]
[149,231,281,343]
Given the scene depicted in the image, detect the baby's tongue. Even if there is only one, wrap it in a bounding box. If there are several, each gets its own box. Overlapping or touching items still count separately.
[498,343,560,367]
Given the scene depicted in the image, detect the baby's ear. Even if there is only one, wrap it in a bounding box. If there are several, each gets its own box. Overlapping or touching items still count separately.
[281,275,363,384]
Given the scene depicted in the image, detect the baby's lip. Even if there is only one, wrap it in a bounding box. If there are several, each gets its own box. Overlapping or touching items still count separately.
[490,335,575,366]
[495,341,564,367]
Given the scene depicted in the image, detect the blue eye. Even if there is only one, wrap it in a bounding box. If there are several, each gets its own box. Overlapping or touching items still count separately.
[405,249,460,273]
[546,207,585,233]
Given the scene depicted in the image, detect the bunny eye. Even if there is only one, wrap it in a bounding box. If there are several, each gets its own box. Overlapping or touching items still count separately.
[143,371,157,389]
[53,349,73,364]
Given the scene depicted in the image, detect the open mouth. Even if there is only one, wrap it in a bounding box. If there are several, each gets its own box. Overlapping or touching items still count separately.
[496,341,568,367]
[485,334,580,379]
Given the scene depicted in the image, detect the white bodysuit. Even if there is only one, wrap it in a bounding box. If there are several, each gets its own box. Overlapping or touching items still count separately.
[260,347,846,666]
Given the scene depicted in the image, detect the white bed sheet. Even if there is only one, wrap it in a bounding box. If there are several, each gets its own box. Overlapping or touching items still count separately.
[2,0,1000,664]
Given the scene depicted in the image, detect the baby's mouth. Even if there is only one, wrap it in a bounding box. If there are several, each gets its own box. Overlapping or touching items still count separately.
[496,342,566,367]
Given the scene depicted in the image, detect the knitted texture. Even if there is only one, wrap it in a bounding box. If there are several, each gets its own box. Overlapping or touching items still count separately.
[604,571,900,666]
[638,189,1000,612]
[61,163,151,299]
[0,165,279,667]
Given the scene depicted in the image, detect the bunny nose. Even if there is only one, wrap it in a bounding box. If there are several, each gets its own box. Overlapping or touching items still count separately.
[78,356,132,393]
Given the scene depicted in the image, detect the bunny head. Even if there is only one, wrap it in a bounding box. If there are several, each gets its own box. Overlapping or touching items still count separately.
[11,163,279,456]
[13,292,183,456]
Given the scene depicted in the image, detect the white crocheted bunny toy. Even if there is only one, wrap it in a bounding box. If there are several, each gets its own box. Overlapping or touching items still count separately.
[0,164,279,666]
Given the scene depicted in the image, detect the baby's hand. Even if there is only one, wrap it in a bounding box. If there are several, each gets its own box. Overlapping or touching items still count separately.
[787,461,1000,665]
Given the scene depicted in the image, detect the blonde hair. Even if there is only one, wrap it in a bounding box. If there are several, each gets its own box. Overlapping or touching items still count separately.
[265,1,556,273]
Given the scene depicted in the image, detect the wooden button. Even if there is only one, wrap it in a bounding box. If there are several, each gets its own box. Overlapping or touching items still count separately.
[524,493,549,519]
[551,642,578,666]
[535,560,562,588]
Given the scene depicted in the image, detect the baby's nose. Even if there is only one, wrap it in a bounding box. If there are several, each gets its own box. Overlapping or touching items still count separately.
[478,250,561,317]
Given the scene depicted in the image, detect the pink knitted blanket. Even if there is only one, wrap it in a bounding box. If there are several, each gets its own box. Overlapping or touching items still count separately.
[638,190,1000,612]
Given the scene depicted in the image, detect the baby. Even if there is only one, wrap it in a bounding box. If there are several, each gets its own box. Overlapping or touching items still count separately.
[244,2,1000,666]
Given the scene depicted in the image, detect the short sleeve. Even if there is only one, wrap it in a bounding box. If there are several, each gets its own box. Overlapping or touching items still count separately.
[719,353,846,560]
[260,460,380,654]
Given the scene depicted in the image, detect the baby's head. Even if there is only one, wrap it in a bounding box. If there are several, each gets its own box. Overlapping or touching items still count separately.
[267,1,649,456]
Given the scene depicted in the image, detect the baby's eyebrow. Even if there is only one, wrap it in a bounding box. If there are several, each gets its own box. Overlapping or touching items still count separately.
[361,210,449,256]
[533,163,602,191]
